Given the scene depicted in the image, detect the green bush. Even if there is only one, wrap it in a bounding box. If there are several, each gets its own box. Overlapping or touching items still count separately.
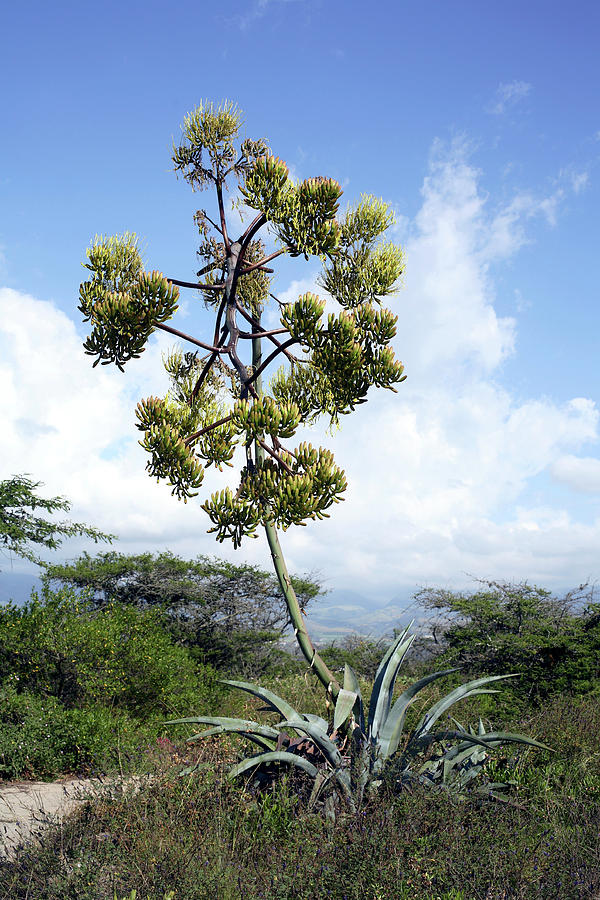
[0,686,119,779]
[319,634,391,680]
[0,585,221,718]
[416,580,600,703]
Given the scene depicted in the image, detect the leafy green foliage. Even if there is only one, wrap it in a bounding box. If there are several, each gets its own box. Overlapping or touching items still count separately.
[0,585,218,717]
[0,475,113,568]
[45,550,322,676]
[0,686,136,780]
[416,579,600,702]
[319,634,391,681]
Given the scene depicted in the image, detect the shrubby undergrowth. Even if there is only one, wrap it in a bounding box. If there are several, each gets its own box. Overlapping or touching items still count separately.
[1,578,599,896]
[0,586,221,779]
[1,692,599,899]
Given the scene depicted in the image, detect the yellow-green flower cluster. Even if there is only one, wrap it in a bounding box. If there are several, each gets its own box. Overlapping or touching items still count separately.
[232,397,301,440]
[201,441,347,546]
[135,397,204,501]
[202,488,261,548]
[242,156,342,259]
[80,268,179,371]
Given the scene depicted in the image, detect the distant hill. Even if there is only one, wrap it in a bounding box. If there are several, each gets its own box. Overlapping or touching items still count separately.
[297,588,427,644]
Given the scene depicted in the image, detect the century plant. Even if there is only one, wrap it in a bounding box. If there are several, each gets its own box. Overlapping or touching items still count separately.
[167,624,551,815]
[78,100,406,699]
[79,101,550,810]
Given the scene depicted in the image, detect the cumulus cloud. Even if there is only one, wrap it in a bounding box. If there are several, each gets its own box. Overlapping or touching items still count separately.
[488,80,532,115]
[551,455,600,493]
[0,288,264,572]
[263,142,600,596]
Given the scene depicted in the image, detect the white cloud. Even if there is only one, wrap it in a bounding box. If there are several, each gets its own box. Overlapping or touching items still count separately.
[0,288,269,573]
[488,80,532,115]
[571,171,590,194]
[398,138,517,379]
[237,0,305,29]
[264,142,600,597]
[559,166,590,196]
[551,455,600,493]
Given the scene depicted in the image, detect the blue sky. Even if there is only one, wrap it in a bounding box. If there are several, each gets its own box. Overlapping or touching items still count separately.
[1,0,599,604]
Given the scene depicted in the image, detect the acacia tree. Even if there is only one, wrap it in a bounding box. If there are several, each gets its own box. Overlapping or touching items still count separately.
[78,101,406,699]
[0,475,112,569]
[45,550,323,674]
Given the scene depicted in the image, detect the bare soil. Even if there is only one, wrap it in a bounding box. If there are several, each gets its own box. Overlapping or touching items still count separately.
[0,775,147,859]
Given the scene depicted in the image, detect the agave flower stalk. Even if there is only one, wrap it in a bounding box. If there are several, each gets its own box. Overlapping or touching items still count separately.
[78,101,406,698]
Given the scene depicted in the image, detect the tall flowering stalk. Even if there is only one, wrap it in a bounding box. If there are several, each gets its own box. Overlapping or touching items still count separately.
[79,101,406,699]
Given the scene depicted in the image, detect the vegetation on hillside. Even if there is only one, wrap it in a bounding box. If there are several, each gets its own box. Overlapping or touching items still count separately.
[0,571,598,896]
[415,579,600,703]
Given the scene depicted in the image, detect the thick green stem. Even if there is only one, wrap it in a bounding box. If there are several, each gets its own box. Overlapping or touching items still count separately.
[263,521,340,700]
[251,324,340,700]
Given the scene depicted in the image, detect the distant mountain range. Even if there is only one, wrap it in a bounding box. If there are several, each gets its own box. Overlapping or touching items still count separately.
[0,574,428,643]
[299,588,428,644]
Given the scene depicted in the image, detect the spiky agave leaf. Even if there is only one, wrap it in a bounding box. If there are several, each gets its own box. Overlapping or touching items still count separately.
[445,730,552,756]
[333,688,360,732]
[228,751,319,781]
[304,713,329,731]
[376,667,462,766]
[414,729,552,793]
[343,663,365,732]
[410,674,521,740]
[220,679,307,722]
[165,714,280,751]
[368,624,415,741]
[191,726,277,752]
[343,663,361,694]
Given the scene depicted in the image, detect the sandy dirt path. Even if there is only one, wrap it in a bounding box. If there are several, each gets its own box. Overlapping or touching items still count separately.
[0,776,144,859]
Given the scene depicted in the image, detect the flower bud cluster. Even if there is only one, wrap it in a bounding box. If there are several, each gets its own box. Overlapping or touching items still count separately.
[201,440,347,545]
[80,271,179,371]
[240,155,291,217]
[201,488,261,549]
[232,397,301,441]
[194,421,237,471]
[242,157,342,260]
[136,398,205,502]
[280,293,326,344]
[242,441,347,530]
[276,177,342,259]
[136,395,237,489]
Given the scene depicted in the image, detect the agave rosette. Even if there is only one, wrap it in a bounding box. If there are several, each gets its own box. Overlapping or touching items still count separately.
[167,625,551,813]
